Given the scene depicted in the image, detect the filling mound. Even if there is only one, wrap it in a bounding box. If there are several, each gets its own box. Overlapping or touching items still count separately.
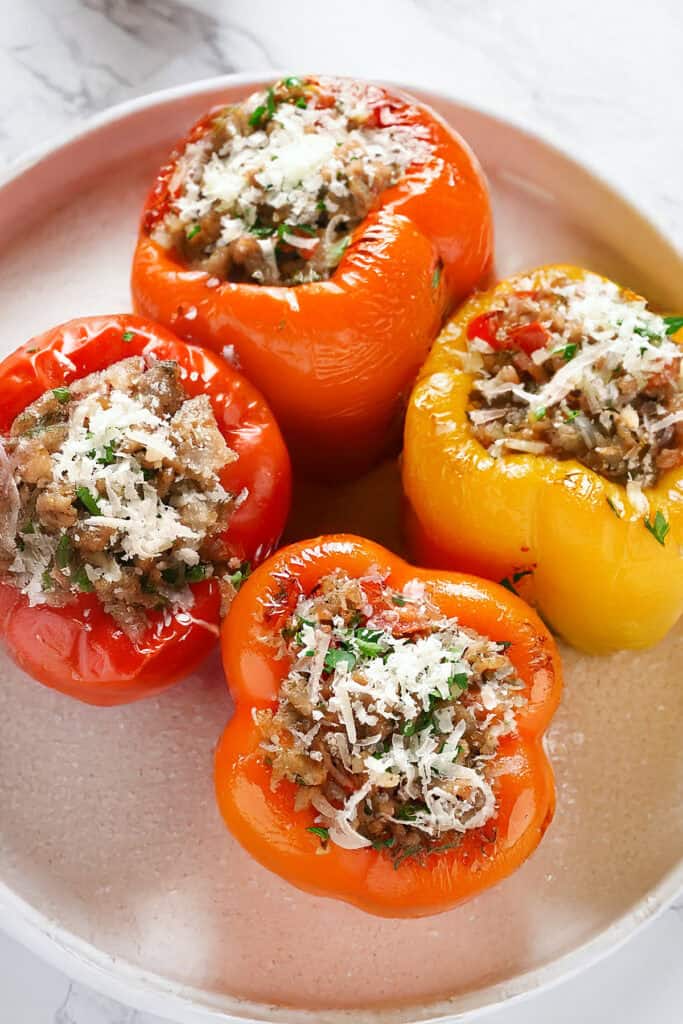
[0,356,247,637]
[256,569,526,867]
[466,271,683,489]
[152,76,431,285]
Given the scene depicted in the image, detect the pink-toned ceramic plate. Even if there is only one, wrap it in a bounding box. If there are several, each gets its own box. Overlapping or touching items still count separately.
[0,75,681,1024]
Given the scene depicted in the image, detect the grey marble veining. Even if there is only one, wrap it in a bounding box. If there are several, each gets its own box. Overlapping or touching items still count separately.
[0,1,681,1022]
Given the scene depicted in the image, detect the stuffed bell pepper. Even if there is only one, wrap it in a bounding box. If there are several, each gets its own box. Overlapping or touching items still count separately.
[132,74,493,476]
[403,264,683,653]
[0,315,291,705]
[215,535,561,917]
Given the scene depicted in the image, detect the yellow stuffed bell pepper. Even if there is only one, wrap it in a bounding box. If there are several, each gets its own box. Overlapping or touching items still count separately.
[403,264,683,653]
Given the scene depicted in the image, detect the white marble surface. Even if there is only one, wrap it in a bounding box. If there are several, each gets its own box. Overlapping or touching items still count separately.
[0,0,681,1021]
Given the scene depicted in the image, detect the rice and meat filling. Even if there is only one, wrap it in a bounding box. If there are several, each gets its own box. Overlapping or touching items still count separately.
[0,356,243,637]
[466,271,683,487]
[256,570,526,867]
[153,76,432,285]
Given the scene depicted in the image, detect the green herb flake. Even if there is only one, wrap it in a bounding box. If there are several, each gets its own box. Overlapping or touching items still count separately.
[186,563,207,583]
[228,561,251,589]
[448,672,469,693]
[74,566,94,593]
[295,97,307,108]
[324,648,357,672]
[663,315,683,336]
[534,406,547,421]
[121,330,134,343]
[644,509,670,546]
[248,104,267,128]
[56,533,72,570]
[97,441,118,466]
[606,496,623,518]
[561,342,578,360]
[391,593,406,606]
[21,520,35,535]
[41,570,53,591]
[250,224,275,238]
[161,567,180,585]
[76,486,101,516]
[371,836,396,850]
[186,224,201,241]
[306,826,329,843]
[283,75,303,88]
[432,264,442,289]
[565,409,580,423]
[52,386,71,404]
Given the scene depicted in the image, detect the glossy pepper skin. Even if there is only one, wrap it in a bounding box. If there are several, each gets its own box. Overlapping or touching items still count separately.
[215,535,561,918]
[403,264,683,654]
[131,75,493,478]
[0,315,291,705]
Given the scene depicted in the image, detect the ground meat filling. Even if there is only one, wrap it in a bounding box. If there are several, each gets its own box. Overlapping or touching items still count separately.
[0,357,246,637]
[152,75,432,286]
[256,570,526,867]
[466,271,683,487]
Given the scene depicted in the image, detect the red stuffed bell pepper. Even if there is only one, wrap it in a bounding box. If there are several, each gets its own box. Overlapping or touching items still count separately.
[215,535,561,917]
[0,315,291,705]
[131,74,493,477]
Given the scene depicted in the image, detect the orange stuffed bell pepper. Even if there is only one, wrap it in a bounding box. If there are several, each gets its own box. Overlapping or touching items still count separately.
[403,264,683,653]
[215,535,561,918]
[131,74,493,477]
[0,315,291,705]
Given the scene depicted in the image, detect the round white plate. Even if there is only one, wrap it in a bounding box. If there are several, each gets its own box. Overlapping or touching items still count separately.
[0,75,682,1024]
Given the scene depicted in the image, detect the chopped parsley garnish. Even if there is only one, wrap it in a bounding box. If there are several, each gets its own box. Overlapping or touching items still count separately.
[395,801,426,822]
[448,672,469,693]
[306,826,329,843]
[41,570,53,591]
[371,836,396,850]
[161,567,179,585]
[186,224,201,240]
[565,409,580,422]
[282,76,303,87]
[248,104,267,128]
[52,386,71,404]
[391,593,406,606]
[21,520,35,535]
[74,566,94,593]
[432,264,442,289]
[534,406,547,421]
[663,315,683,336]
[76,486,101,516]
[56,533,72,569]
[97,441,118,466]
[354,627,387,658]
[250,224,276,238]
[121,331,134,342]
[606,496,623,518]
[555,342,577,360]
[402,710,434,737]
[228,561,251,589]
[186,563,208,582]
[644,509,670,546]
[295,97,307,109]
[324,648,357,672]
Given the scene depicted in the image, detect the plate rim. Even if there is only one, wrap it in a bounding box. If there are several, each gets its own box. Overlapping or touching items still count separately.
[0,70,681,1024]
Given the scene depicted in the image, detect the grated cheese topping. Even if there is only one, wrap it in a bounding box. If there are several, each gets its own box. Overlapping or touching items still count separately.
[2,357,242,637]
[153,76,432,285]
[259,571,526,863]
[467,270,683,494]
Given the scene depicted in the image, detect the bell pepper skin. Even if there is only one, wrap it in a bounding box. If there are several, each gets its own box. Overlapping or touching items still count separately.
[215,535,561,918]
[403,264,683,654]
[0,315,291,705]
[131,76,493,478]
